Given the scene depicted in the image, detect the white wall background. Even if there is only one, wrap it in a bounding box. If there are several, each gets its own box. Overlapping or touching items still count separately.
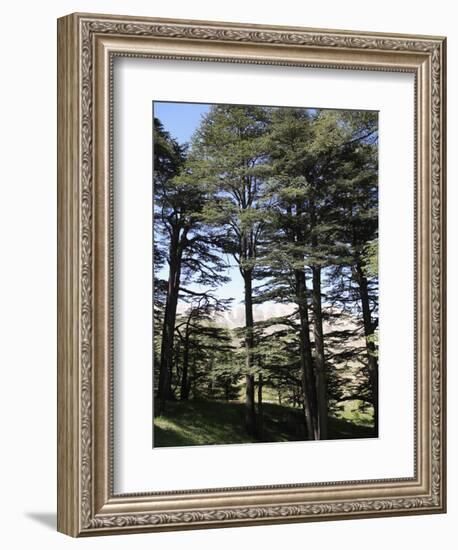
[0,1,454,548]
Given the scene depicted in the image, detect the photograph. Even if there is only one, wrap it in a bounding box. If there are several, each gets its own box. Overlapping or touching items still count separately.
[153,101,379,447]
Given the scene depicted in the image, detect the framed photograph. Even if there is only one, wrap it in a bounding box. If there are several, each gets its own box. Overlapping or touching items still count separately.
[57,13,446,536]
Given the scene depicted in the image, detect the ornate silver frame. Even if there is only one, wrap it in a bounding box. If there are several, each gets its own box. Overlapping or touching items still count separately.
[57,13,446,536]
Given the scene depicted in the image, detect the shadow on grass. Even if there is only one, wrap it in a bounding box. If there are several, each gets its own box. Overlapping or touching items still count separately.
[327,416,376,439]
[154,401,250,447]
[153,400,376,448]
[153,425,197,447]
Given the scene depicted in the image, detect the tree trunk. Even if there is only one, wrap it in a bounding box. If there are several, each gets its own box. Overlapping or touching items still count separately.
[354,261,379,436]
[180,329,190,400]
[257,373,263,439]
[312,266,328,440]
[294,269,319,439]
[243,269,257,437]
[157,230,184,412]
[208,357,214,396]
[191,357,197,400]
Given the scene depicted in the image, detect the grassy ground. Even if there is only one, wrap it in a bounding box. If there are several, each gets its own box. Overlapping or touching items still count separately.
[334,400,375,427]
[153,400,375,447]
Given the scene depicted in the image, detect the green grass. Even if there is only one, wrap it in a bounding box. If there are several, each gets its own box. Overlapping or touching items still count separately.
[334,400,375,427]
[153,400,375,447]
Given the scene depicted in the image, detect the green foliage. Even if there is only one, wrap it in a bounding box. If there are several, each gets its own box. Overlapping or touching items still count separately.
[190,105,271,273]
[363,239,378,277]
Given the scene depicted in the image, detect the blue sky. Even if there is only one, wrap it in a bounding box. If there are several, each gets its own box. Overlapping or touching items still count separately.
[153,101,244,305]
[154,101,210,145]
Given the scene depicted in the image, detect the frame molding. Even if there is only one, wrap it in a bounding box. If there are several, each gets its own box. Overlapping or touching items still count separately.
[57,13,446,536]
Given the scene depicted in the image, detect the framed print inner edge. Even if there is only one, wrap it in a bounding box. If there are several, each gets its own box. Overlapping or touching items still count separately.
[57,12,446,536]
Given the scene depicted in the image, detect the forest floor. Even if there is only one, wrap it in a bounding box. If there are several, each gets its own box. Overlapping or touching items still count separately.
[153,400,375,447]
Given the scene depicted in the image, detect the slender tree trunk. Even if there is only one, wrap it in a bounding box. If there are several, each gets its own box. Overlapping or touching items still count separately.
[180,329,190,400]
[191,357,197,400]
[354,261,379,436]
[309,196,328,440]
[208,357,214,396]
[294,269,319,439]
[243,269,257,437]
[312,266,328,439]
[257,372,263,439]
[157,230,184,412]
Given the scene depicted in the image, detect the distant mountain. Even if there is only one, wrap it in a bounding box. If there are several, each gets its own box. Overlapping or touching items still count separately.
[177,300,361,333]
[215,302,295,328]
